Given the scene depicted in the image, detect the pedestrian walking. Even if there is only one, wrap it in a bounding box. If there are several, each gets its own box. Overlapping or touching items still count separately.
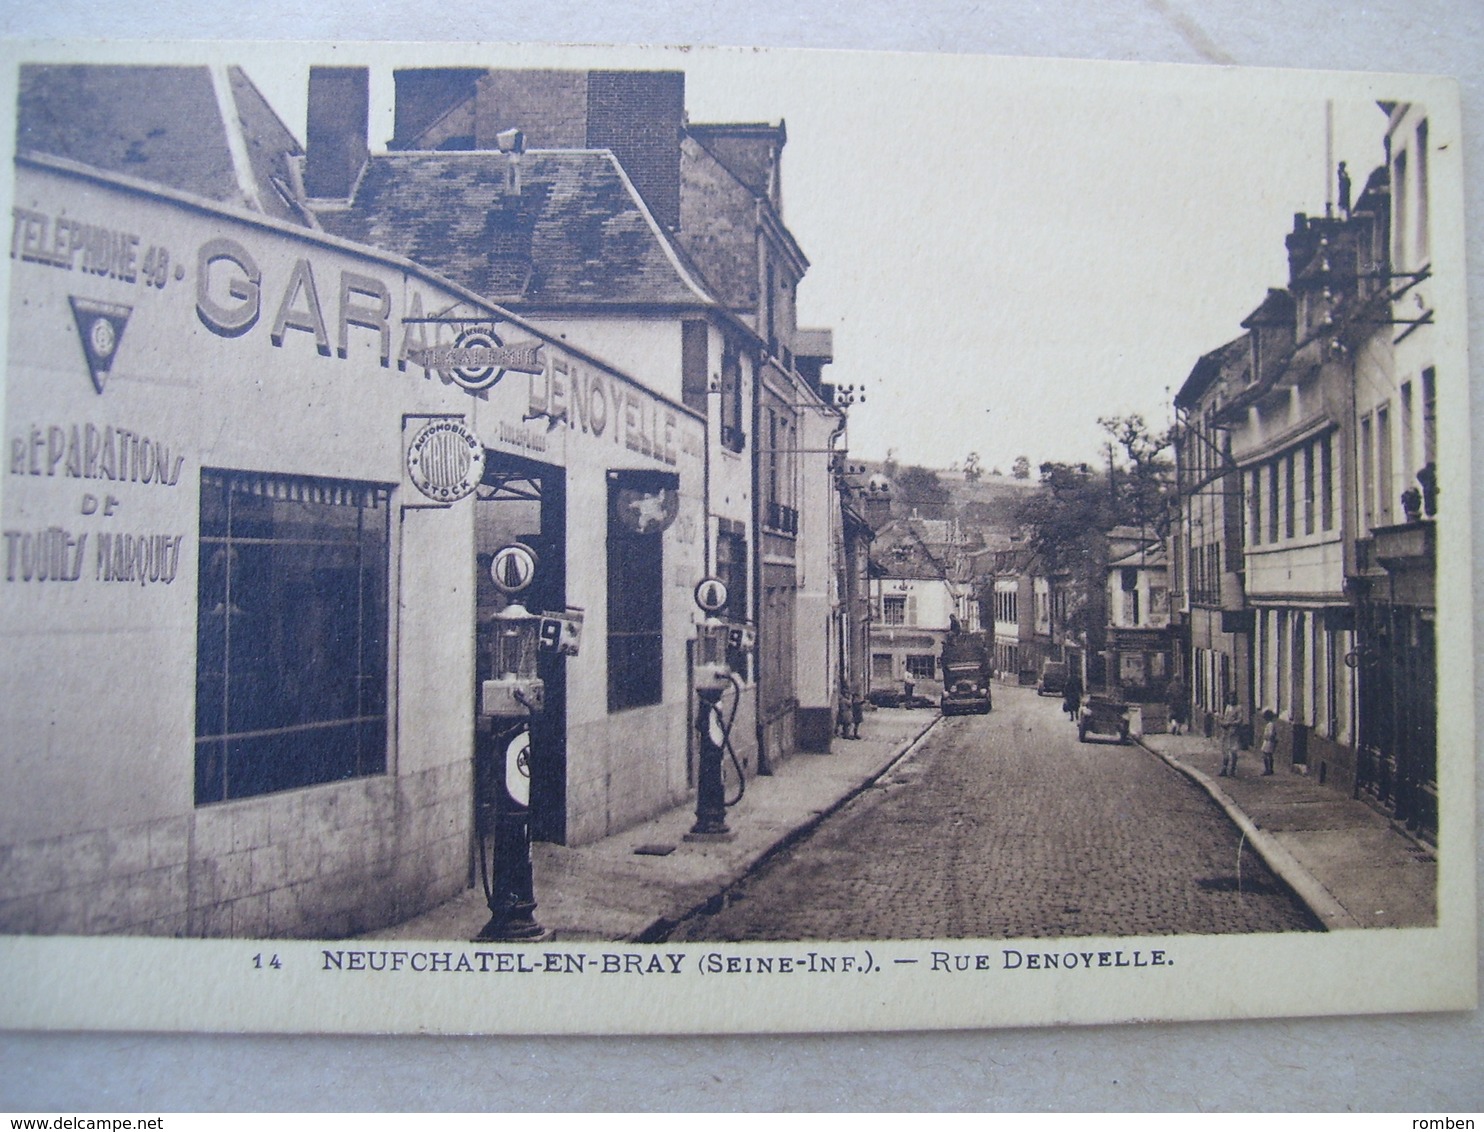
[1218,693,1243,777]
[1062,672,1083,722]
[1260,708,1278,775]
[1167,675,1188,735]
[836,690,853,739]
[903,676,916,707]
[850,693,864,740]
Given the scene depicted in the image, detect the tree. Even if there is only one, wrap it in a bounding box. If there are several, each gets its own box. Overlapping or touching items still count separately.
[1098,413,1175,538]
[892,464,952,518]
[963,452,983,483]
[1012,455,1031,480]
[1013,460,1112,650]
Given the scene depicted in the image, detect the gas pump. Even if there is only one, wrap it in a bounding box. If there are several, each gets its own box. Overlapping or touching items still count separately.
[687,578,747,840]
[474,544,546,941]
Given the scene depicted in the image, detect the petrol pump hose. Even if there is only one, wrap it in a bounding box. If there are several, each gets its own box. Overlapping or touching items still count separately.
[718,671,746,807]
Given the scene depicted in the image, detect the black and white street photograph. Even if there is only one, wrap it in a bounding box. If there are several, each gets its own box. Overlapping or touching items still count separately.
[0,39,1472,1039]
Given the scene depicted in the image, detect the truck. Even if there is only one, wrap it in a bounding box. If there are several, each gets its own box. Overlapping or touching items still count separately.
[939,632,993,715]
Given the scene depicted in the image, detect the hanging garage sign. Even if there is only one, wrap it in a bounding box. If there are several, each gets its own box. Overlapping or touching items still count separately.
[403,323,546,392]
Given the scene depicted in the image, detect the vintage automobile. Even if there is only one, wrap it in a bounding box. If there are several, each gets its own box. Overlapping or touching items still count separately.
[1036,660,1069,697]
[940,633,993,715]
[1078,695,1130,744]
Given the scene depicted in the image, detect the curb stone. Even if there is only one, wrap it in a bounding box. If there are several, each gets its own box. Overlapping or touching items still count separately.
[634,714,942,943]
[1134,735,1360,931]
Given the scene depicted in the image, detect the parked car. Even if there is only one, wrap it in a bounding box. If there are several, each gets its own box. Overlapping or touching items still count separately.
[1036,660,1069,697]
[1078,695,1130,744]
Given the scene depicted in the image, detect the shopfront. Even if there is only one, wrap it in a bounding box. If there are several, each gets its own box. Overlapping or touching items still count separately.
[1,155,703,937]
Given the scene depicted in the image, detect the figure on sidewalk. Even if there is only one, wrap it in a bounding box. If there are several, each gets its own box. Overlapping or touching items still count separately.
[836,689,853,739]
[1062,672,1083,722]
[1167,674,1188,735]
[850,692,864,740]
[1260,708,1278,775]
[1218,692,1243,777]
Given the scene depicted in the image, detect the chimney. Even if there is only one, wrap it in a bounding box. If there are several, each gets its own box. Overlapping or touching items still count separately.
[305,66,369,199]
[863,474,894,530]
[585,71,684,230]
[390,68,483,150]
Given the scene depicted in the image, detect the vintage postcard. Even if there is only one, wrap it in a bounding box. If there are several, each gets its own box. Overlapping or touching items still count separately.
[0,39,1472,1035]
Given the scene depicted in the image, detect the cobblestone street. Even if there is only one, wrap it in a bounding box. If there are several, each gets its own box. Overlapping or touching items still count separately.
[666,686,1323,941]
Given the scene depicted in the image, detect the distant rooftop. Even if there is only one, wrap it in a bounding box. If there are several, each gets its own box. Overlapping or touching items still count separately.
[16,64,305,225]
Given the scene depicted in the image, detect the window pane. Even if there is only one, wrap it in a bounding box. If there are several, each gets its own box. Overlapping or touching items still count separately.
[195,469,389,804]
[607,473,666,712]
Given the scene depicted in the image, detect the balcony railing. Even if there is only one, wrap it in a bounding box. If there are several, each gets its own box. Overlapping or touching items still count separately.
[765,501,799,535]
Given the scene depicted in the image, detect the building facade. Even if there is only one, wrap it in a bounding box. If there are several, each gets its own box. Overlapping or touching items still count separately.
[1172,337,1253,736]
[1103,529,1173,711]
[1348,101,1438,839]
[867,514,977,701]
[0,60,856,937]
[335,66,844,777]
[3,134,705,933]
[1174,106,1439,838]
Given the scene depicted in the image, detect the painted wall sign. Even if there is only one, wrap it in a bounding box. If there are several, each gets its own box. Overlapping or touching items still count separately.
[11,207,178,288]
[406,419,484,503]
[194,236,396,367]
[4,416,190,586]
[9,421,184,486]
[529,356,682,467]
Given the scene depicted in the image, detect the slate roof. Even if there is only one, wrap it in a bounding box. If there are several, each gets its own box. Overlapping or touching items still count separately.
[869,516,977,582]
[1175,334,1248,410]
[1108,542,1168,570]
[16,64,304,225]
[314,150,714,307]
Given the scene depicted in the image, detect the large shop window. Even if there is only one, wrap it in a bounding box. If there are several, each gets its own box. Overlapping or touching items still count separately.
[607,470,676,712]
[195,470,391,805]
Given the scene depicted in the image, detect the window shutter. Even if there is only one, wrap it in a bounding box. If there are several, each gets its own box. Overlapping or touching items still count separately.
[681,321,708,415]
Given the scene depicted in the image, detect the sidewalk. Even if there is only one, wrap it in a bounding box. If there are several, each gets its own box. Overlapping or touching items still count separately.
[1137,730,1437,929]
[365,708,940,943]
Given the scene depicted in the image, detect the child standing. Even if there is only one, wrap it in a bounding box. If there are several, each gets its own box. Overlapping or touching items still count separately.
[1260,708,1278,775]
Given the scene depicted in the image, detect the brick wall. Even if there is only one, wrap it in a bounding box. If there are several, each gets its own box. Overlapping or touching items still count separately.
[586,71,685,231]
[678,135,760,310]
[475,70,589,150]
[391,68,483,149]
[305,67,369,198]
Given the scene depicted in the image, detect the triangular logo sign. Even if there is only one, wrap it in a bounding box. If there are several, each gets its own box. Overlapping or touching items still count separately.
[68,297,132,394]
